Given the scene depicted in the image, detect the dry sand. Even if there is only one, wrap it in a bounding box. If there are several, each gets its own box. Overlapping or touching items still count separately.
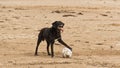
[0,0,120,68]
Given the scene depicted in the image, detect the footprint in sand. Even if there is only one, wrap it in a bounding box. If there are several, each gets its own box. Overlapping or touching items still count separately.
[75,40,80,42]
[14,8,27,10]
[85,41,89,43]
[109,23,120,27]
[5,18,11,21]
[12,16,20,19]
[52,10,76,14]
[96,43,104,45]
[62,14,76,17]
[106,11,111,13]
[100,14,108,16]
[77,12,83,15]
[0,20,4,23]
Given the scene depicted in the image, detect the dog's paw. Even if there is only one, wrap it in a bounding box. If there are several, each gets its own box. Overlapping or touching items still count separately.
[51,54,54,58]
[48,53,51,56]
[51,55,54,58]
[34,53,38,56]
[70,48,72,51]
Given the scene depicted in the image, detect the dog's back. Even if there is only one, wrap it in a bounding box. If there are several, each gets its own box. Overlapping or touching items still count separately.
[38,28,50,41]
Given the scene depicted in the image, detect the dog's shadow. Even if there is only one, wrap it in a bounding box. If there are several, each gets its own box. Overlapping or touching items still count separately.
[23,52,63,58]
[23,52,46,57]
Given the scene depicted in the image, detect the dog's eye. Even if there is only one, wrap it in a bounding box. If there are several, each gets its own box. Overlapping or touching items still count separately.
[58,25,63,28]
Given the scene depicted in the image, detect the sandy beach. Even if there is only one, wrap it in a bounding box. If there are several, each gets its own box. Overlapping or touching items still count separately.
[0,0,120,68]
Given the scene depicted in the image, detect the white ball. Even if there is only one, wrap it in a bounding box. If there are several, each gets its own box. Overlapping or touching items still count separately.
[62,47,72,58]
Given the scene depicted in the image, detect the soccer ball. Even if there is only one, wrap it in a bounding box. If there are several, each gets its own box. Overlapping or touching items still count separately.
[62,47,72,58]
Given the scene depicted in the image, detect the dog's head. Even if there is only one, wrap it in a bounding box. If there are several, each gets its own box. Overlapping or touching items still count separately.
[52,21,64,32]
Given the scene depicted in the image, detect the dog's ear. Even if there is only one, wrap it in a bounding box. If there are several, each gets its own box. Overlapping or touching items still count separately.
[52,21,58,28]
[52,21,57,26]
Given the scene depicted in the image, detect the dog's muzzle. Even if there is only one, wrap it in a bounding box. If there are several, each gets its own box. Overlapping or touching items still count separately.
[58,25,64,32]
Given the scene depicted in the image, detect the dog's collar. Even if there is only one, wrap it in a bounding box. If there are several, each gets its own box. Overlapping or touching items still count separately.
[57,37,61,40]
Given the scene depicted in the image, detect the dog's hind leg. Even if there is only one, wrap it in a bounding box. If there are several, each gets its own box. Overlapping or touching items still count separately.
[51,41,55,57]
[35,35,42,56]
[46,41,51,55]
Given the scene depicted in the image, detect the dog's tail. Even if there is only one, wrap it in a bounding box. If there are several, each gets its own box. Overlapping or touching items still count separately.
[38,29,44,41]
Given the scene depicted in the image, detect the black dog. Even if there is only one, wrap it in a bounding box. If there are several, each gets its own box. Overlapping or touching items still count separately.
[35,21,72,57]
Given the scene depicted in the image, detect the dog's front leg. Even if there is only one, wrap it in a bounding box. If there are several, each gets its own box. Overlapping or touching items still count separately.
[57,38,72,51]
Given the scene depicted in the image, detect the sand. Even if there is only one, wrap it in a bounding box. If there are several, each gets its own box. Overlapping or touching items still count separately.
[0,0,120,68]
